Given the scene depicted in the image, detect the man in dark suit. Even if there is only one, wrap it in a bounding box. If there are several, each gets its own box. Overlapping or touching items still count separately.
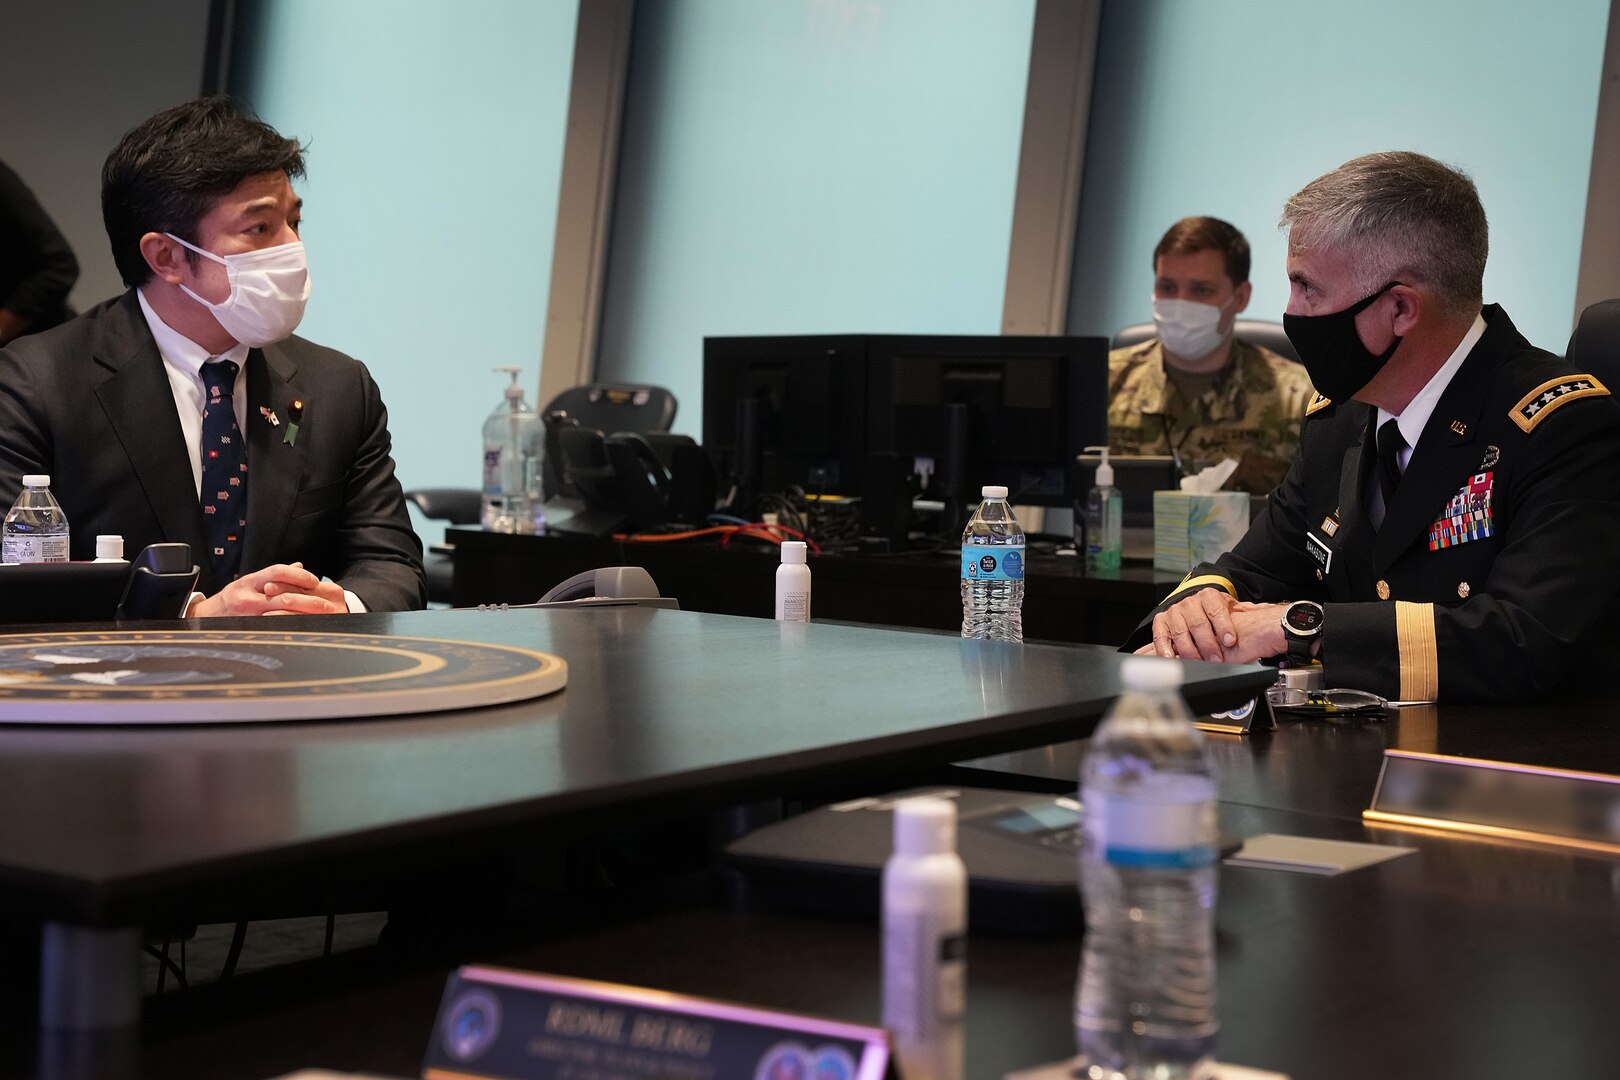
[1129,151,1620,703]
[0,99,424,615]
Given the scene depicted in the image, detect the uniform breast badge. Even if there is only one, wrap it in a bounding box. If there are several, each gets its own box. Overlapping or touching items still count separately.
[1428,472,1495,551]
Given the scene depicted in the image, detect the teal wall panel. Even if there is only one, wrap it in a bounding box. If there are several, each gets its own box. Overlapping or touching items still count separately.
[232,0,578,506]
[1069,0,1609,354]
[596,0,1037,435]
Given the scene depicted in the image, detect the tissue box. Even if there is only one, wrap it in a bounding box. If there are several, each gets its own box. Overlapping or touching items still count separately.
[1153,491,1251,572]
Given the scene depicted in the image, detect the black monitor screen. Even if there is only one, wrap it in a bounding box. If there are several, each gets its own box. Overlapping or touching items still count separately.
[701,335,869,494]
[867,335,1109,507]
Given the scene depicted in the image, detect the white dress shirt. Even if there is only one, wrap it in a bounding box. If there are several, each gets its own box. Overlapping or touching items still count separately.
[137,289,249,498]
[1368,313,1487,526]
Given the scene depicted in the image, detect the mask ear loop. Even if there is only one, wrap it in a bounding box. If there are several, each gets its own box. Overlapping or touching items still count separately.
[1354,281,1406,363]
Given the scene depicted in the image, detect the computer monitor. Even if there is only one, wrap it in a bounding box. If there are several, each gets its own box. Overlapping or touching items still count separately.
[701,335,870,507]
[865,334,1110,514]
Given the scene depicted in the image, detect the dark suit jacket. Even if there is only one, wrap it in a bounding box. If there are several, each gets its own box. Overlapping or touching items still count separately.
[1126,306,1620,703]
[0,290,425,610]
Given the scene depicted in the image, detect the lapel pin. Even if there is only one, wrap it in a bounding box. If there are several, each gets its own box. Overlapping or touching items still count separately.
[259,406,280,427]
[283,398,304,446]
[1449,419,1468,436]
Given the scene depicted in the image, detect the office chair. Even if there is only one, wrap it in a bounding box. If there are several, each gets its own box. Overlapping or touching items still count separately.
[1565,299,1620,386]
[542,383,678,499]
[404,487,482,605]
[1111,319,1300,363]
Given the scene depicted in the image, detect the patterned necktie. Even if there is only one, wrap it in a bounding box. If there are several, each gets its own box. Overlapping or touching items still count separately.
[1377,418,1407,518]
[200,359,248,582]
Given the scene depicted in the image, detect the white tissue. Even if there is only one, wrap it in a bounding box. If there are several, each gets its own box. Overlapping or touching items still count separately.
[1179,457,1239,494]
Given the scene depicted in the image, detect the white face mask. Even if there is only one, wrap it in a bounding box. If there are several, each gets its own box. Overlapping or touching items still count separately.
[165,233,310,347]
[1152,296,1232,362]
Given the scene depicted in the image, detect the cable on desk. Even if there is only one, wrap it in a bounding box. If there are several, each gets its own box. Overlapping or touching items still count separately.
[615,522,822,554]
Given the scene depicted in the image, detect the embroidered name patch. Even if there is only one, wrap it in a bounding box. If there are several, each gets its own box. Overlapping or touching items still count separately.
[1428,471,1495,550]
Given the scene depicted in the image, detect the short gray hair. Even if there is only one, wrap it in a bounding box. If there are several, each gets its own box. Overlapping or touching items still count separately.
[1280,151,1487,319]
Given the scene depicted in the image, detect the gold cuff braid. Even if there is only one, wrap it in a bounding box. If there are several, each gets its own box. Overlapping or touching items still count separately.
[1395,601,1438,701]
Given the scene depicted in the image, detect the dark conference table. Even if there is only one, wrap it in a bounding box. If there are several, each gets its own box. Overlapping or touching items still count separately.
[448,527,1183,645]
[0,606,1269,1035]
[109,690,1620,1080]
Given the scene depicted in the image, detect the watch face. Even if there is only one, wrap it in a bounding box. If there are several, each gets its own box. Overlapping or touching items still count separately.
[1286,603,1324,634]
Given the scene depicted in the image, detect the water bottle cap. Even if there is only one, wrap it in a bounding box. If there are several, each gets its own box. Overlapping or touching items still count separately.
[96,535,124,560]
[780,540,808,564]
[893,796,956,855]
[21,474,49,487]
[1120,655,1185,692]
[981,485,1008,499]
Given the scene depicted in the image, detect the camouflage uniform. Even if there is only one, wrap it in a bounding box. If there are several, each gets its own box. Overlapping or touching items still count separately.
[1107,337,1317,493]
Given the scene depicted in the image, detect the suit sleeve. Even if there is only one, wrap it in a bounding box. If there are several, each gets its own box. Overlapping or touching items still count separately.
[0,338,57,495]
[328,362,426,612]
[1323,396,1620,703]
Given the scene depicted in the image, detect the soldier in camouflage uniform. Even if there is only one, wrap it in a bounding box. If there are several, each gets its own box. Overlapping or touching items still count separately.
[1108,217,1316,493]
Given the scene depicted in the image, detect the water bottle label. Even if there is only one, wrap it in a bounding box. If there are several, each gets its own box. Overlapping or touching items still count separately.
[2,534,68,564]
[1086,789,1216,868]
[961,544,1024,581]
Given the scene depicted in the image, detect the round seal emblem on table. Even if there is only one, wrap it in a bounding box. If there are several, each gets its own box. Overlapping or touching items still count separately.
[0,629,566,725]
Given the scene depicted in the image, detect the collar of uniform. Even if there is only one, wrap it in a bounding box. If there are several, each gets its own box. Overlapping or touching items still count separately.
[1377,313,1486,464]
[1154,337,1269,423]
[135,288,250,382]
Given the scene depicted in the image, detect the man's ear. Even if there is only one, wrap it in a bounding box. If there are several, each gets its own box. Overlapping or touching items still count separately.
[1389,283,1423,337]
[1232,280,1253,315]
[138,232,189,285]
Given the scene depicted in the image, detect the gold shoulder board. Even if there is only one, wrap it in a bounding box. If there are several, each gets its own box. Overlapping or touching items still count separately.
[1510,374,1609,433]
[1305,392,1333,416]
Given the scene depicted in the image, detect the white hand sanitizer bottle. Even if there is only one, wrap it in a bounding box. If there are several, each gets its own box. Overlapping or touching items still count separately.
[775,540,811,622]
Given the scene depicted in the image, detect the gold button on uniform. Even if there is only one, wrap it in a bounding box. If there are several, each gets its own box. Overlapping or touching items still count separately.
[1376,580,1391,600]
[1458,581,1471,598]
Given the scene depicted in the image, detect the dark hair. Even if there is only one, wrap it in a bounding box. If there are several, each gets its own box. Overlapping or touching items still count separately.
[1153,216,1251,286]
[1280,151,1487,319]
[101,97,305,288]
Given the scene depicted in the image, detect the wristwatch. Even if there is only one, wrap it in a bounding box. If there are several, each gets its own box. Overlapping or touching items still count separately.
[1281,601,1325,665]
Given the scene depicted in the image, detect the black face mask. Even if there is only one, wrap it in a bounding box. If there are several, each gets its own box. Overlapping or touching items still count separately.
[1283,280,1403,403]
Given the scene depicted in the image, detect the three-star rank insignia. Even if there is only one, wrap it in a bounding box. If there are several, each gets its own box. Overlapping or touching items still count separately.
[1511,375,1609,433]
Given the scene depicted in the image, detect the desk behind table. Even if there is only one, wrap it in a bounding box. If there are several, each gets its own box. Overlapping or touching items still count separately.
[448,528,1181,645]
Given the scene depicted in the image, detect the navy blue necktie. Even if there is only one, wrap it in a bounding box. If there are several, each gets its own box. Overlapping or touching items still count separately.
[200,359,248,582]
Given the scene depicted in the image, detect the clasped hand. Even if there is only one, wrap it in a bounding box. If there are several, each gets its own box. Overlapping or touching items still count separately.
[1136,589,1289,663]
[189,562,348,617]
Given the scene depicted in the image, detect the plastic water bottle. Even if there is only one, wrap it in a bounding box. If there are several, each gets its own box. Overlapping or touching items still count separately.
[481,367,546,534]
[882,797,966,1080]
[2,474,70,564]
[1076,656,1218,1080]
[960,485,1024,642]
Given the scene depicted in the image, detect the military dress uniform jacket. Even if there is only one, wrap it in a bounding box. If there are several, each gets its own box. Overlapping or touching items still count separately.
[1108,337,1317,493]
[1124,306,1620,704]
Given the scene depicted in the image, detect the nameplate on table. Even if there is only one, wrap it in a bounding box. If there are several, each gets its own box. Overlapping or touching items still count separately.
[1363,749,1620,856]
[1195,694,1276,736]
[422,965,895,1080]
